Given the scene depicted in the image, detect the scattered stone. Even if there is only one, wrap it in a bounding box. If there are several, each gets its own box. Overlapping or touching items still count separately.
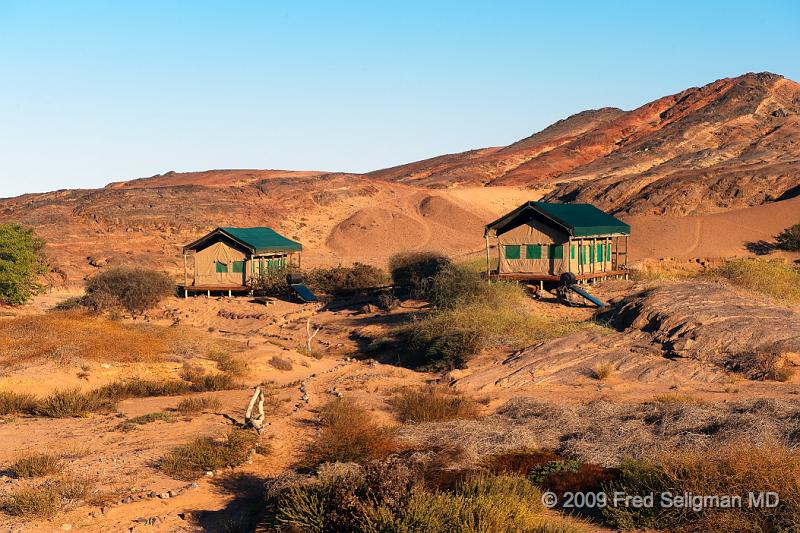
[187,482,199,490]
[101,506,110,516]
[158,492,170,499]
[61,524,72,531]
[178,512,192,521]
[168,489,180,498]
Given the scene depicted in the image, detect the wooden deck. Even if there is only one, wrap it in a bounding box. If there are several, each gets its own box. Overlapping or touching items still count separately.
[488,270,628,283]
[178,284,251,296]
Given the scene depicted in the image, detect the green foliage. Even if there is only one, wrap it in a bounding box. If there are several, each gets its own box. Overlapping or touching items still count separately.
[304,263,388,295]
[83,267,174,315]
[776,223,800,251]
[388,251,451,298]
[529,460,582,485]
[395,281,592,371]
[602,460,686,530]
[0,224,46,305]
[115,411,173,432]
[160,429,258,480]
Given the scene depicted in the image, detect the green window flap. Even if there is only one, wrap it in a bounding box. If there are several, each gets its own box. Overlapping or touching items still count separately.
[215,261,228,273]
[232,261,244,273]
[526,244,542,259]
[571,245,576,259]
[504,245,521,259]
[548,244,563,259]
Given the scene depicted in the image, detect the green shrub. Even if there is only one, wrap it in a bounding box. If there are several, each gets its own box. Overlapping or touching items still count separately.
[207,350,247,376]
[301,398,396,467]
[160,429,258,480]
[181,366,238,391]
[776,223,800,251]
[395,281,590,371]
[269,356,293,371]
[249,269,291,296]
[389,386,481,422]
[8,454,64,478]
[424,264,484,309]
[0,224,46,305]
[529,459,582,485]
[0,390,37,416]
[83,267,174,315]
[305,263,388,295]
[389,252,451,298]
[711,258,800,306]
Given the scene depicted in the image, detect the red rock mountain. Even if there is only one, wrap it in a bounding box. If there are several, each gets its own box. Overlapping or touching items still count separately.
[369,72,800,215]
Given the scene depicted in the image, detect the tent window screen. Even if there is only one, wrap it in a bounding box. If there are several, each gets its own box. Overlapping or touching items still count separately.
[232,261,244,273]
[606,244,612,261]
[547,244,563,259]
[571,245,576,259]
[215,261,228,273]
[504,245,521,259]
[525,244,542,259]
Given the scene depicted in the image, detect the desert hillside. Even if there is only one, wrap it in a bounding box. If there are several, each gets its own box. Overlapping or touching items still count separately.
[1,72,798,284]
[370,72,800,216]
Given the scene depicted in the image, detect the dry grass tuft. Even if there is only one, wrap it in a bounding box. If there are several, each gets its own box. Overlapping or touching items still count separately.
[724,349,795,381]
[181,364,239,392]
[33,388,113,418]
[160,429,258,480]
[8,454,64,478]
[589,362,614,381]
[2,486,61,518]
[207,350,247,376]
[269,356,294,371]
[116,411,173,432]
[176,396,222,415]
[301,397,397,467]
[96,378,191,400]
[0,390,37,416]
[389,386,481,423]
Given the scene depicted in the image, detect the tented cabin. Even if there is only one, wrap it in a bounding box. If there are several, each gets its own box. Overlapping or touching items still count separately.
[182,227,302,296]
[484,202,630,282]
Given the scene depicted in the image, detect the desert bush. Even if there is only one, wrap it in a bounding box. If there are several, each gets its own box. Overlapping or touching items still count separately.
[249,269,291,297]
[181,365,238,392]
[305,263,388,295]
[776,223,800,251]
[176,396,221,415]
[160,429,258,480]
[83,266,174,315]
[269,356,294,371]
[8,454,64,478]
[302,398,397,467]
[481,449,562,476]
[711,258,800,306]
[1,486,61,518]
[33,388,113,418]
[395,281,589,371]
[207,350,247,376]
[590,362,614,380]
[0,390,37,415]
[424,263,484,309]
[50,474,96,503]
[376,290,400,311]
[389,251,452,298]
[0,224,46,305]
[96,377,191,400]
[116,411,173,432]
[389,386,481,423]
[604,444,800,531]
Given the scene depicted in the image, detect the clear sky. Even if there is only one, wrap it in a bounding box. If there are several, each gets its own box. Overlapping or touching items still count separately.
[1,1,798,197]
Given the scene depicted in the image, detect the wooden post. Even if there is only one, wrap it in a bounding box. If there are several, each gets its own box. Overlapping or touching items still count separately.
[485,235,491,277]
[182,254,188,298]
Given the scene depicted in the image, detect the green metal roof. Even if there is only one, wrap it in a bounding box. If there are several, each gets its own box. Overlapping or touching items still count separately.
[485,202,630,238]
[219,227,302,253]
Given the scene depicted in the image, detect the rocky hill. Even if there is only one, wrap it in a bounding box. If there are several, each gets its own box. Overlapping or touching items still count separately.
[369,72,800,215]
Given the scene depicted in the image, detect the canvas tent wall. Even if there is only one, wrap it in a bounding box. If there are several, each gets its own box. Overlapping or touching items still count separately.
[182,227,302,291]
[484,202,630,277]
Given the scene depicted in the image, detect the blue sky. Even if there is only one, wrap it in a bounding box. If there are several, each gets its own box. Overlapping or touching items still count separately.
[1,1,798,197]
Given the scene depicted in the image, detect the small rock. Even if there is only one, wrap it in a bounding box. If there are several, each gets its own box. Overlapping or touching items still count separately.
[61,524,72,531]
[205,471,214,477]
[187,482,199,490]
[178,511,192,521]
[168,489,180,498]
[158,492,170,499]
[101,506,110,516]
